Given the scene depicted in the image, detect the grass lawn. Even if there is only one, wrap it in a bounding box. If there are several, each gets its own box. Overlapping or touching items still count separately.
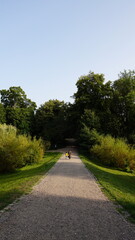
[79,152,135,223]
[0,152,62,211]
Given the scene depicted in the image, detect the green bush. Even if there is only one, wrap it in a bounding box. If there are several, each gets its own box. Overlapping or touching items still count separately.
[24,137,44,164]
[112,139,129,169]
[128,148,135,171]
[0,123,17,135]
[0,130,25,172]
[91,135,134,170]
[91,135,115,166]
[0,124,45,172]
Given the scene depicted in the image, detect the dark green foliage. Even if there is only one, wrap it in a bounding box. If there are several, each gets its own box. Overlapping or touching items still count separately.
[78,109,101,149]
[0,103,6,123]
[80,109,100,130]
[34,100,67,147]
[110,70,135,139]
[74,71,106,113]
[0,86,36,109]
[63,103,80,138]
[73,70,135,144]
[0,86,36,135]
[6,107,35,135]
[79,126,101,149]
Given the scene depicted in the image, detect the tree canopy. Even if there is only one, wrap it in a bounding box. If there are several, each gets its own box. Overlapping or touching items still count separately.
[0,69,135,147]
[0,86,36,134]
[34,100,67,147]
[0,86,36,109]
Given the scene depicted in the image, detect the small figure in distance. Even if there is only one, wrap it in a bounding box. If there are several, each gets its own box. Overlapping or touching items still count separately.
[65,152,68,159]
[68,151,71,159]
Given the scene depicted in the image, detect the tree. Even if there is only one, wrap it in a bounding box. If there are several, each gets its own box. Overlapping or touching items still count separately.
[0,86,36,134]
[110,70,135,138]
[34,100,67,147]
[80,109,100,130]
[73,72,106,113]
[6,107,35,134]
[0,86,36,109]
[63,103,79,138]
[78,109,101,149]
[73,72,114,136]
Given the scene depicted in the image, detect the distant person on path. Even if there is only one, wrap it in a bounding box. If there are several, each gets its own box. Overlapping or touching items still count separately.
[65,152,68,159]
[68,151,71,159]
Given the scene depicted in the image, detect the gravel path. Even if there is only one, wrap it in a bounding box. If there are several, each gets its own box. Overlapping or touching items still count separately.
[0,148,135,240]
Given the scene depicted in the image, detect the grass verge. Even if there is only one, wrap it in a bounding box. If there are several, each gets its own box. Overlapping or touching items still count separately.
[79,151,135,223]
[0,152,62,211]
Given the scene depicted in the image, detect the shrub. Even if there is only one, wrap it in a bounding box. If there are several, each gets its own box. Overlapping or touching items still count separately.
[0,130,25,172]
[91,135,132,170]
[0,123,17,135]
[112,139,129,169]
[91,135,115,166]
[0,124,45,172]
[128,148,135,171]
[24,137,44,164]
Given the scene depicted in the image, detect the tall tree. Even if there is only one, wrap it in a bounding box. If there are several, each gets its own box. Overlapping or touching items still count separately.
[0,86,36,134]
[0,86,36,109]
[34,100,67,147]
[111,70,135,138]
[73,72,105,114]
[73,72,113,135]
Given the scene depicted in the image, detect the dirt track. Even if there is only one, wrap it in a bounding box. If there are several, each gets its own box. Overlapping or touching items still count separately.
[0,147,135,240]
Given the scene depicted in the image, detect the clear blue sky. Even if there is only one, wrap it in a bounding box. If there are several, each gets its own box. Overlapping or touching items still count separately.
[0,0,135,107]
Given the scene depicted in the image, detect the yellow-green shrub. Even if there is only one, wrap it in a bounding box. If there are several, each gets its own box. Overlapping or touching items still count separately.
[0,131,25,172]
[112,139,129,168]
[0,123,17,135]
[91,135,131,170]
[24,137,44,164]
[0,124,45,172]
[91,135,115,166]
[128,148,135,171]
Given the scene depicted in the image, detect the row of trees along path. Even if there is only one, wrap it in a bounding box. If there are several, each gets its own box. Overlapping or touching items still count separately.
[0,147,135,240]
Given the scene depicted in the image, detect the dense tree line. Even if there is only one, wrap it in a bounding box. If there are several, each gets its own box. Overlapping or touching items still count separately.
[0,70,135,148]
[74,70,135,146]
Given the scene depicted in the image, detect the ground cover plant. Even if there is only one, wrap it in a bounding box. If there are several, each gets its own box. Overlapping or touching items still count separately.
[79,151,135,223]
[0,152,62,210]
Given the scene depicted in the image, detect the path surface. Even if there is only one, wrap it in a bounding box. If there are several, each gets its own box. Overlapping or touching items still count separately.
[0,147,135,240]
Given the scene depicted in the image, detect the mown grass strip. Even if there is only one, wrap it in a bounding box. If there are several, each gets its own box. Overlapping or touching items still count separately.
[79,152,135,223]
[0,152,62,210]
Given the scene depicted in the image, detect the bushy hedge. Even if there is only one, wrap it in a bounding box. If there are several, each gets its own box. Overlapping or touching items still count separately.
[91,134,135,171]
[22,136,44,165]
[0,124,45,172]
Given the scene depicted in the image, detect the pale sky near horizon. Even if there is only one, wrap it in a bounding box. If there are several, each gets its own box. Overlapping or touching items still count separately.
[0,0,135,107]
